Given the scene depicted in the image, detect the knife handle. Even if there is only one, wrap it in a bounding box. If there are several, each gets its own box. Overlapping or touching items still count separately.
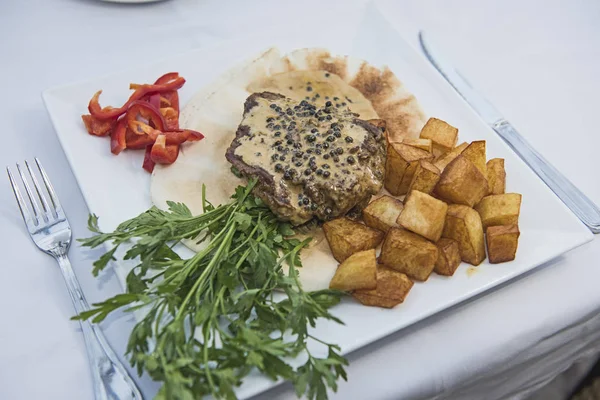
[493,119,600,233]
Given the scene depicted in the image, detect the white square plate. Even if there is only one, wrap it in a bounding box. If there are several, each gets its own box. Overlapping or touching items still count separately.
[42,4,593,398]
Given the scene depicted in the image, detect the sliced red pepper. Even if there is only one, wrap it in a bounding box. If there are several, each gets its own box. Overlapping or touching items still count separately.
[126,100,166,134]
[142,145,155,173]
[89,77,185,120]
[160,107,179,130]
[146,93,161,110]
[152,74,179,113]
[81,114,115,137]
[150,134,179,164]
[110,118,127,155]
[160,129,203,144]
[125,129,155,149]
[154,72,180,85]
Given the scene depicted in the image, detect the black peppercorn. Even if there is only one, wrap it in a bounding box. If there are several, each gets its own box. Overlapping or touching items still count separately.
[345,136,353,143]
[347,156,356,164]
[275,163,283,172]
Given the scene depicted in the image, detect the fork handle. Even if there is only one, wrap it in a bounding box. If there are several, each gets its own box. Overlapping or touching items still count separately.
[493,119,600,233]
[56,254,143,400]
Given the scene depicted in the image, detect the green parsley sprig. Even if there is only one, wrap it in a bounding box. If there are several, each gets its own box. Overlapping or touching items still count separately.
[76,180,347,400]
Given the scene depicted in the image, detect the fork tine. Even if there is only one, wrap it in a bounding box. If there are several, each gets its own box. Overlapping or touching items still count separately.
[7,167,33,226]
[16,163,44,224]
[25,160,52,218]
[34,158,63,216]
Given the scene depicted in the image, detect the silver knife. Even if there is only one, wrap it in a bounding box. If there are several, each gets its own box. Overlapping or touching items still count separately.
[419,31,600,234]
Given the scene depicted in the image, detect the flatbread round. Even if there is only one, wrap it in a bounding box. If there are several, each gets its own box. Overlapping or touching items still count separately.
[150,47,426,291]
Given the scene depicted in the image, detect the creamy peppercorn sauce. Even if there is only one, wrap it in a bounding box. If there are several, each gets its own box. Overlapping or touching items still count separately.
[227,72,386,226]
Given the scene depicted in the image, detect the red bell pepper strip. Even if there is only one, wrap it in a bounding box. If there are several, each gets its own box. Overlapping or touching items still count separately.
[126,100,166,133]
[147,93,161,109]
[125,129,155,149]
[162,129,204,144]
[81,114,115,137]
[153,72,180,113]
[160,107,179,130]
[151,135,179,164]
[88,77,185,120]
[154,72,180,84]
[142,145,155,173]
[110,118,128,155]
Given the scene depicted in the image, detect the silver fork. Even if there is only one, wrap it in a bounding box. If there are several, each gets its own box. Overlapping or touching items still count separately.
[7,158,143,400]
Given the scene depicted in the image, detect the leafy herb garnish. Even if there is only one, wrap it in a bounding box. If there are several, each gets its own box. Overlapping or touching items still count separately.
[76,180,347,400]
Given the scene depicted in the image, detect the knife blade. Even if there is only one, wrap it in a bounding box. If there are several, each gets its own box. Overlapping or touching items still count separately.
[418,31,600,233]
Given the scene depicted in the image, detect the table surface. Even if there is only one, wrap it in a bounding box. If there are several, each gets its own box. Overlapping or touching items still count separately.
[1,0,599,399]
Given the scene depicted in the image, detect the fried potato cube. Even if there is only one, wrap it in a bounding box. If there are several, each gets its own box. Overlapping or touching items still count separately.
[379,228,438,281]
[402,138,433,153]
[407,160,440,196]
[442,205,486,265]
[329,249,377,291]
[487,158,506,195]
[461,141,486,177]
[419,117,458,155]
[353,267,414,308]
[434,238,461,276]
[486,225,520,263]
[323,218,384,263]
[384,143,434,196]
[397,190,448,242]
[434,142,468,171]
[362,195,404,233]
[474,193,522,229]
[434,155,489,207]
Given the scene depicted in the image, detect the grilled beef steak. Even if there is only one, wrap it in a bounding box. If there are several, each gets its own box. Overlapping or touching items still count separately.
[226,92,386,225]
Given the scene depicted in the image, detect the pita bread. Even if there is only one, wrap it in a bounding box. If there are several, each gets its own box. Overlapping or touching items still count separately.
[150,47,425,291]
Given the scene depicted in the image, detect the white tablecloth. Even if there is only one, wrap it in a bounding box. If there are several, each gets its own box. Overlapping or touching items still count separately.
[1,0,599,399]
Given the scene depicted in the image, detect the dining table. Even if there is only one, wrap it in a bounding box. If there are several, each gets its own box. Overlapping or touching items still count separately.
[1,0,600,399]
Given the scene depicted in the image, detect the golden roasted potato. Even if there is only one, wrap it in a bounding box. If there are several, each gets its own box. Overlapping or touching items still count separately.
[419,117,458,155]
[329,249,377,291]
[442,205,486,266]
[434,155,489,207]
[461,141,486,177]
[487,158,506,195]
[406,160,440,196]
[323,218,384,263]
[434,238,461,276]
[353,267,414,308]
[474,193,522,229]
[362,195,404,233]
[384,142,433,196]
[379,228,438,281]
[402,138,433,153]
[434,142,468,171]
[486,225,520,263]
[397,190,448,242]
